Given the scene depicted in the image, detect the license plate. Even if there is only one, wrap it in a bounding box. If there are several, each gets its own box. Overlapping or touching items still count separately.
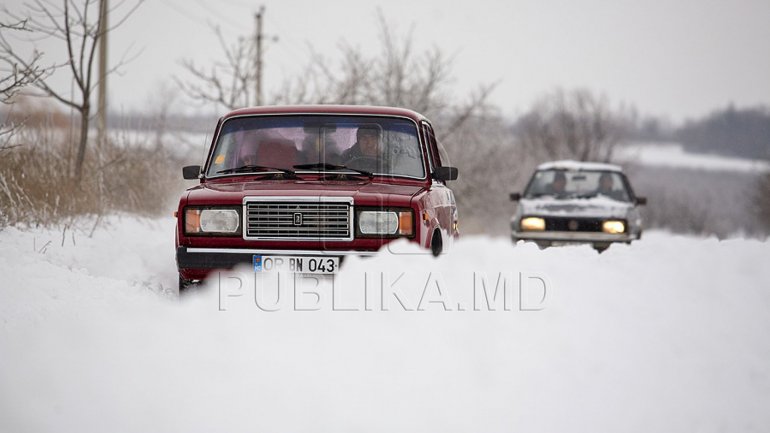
[253,255,340,274]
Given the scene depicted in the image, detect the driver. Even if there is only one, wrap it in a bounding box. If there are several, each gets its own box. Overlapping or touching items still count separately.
[341,125,384,170]
[545,171,567,195]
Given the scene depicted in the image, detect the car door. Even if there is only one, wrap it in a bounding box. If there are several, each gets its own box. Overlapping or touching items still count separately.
[421,121,458,244]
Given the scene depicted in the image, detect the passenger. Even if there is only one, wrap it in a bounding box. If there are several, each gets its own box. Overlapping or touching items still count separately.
[300,131,340,165]
[595,172,623,200]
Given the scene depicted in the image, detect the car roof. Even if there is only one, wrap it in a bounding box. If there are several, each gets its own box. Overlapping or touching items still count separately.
[537,160,624,172]
[223,105,428,122]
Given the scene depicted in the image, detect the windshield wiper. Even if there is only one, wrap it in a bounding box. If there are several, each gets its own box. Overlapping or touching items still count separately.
[217,164,296,177]
[576,193,597,199]
[293,163,373,179]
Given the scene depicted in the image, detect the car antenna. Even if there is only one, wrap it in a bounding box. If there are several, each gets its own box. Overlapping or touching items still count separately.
[200,133,209,171]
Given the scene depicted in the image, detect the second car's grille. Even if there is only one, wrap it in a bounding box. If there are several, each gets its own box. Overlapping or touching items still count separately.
[245,201,352,240]
[545,217,604,232]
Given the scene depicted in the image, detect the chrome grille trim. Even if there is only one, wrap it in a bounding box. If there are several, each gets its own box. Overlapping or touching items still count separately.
[242,196,354,241]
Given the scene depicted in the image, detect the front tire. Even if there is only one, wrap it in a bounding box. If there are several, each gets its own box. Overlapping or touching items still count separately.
[431,230,443,257]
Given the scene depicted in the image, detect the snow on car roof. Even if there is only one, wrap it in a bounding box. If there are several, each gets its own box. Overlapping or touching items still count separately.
[537,160,624,172]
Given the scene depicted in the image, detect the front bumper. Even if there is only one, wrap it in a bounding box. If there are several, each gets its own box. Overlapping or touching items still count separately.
[512,231,636,243]
[176,246,378,278]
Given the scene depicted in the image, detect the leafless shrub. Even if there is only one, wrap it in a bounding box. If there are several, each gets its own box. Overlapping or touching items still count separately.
[515,88,628,163]
[0,121,186,228]
[640,191,712,235]
[433,110,527,235]
[624,164,768,239]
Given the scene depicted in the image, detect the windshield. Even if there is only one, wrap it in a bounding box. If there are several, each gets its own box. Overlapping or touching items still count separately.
[206,115,425,178]
[524,169,631,202]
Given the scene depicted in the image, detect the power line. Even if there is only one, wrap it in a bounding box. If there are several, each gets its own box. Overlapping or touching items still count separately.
[191,0,248,31]
[158,1,210,28]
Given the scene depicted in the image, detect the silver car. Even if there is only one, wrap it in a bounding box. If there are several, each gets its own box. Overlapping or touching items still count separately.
[509,161,646,251]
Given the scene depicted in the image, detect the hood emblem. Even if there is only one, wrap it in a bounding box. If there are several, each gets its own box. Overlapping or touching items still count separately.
[567,220,579,231]
[293,212,303,226]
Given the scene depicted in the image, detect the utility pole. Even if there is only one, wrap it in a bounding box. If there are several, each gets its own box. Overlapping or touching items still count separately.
[96,0,108,205]
[97,0,108,148]
[254,6,264,106]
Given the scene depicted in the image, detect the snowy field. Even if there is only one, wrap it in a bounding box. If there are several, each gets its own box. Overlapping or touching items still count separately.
[1,216,769,432]
[614,142,770,173]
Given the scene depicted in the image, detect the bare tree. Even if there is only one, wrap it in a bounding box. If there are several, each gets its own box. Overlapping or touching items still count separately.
[0,0,142,180]
[177,11,494,137]
[1,20,41,152]
[515,88,627,163]
[273,12,495,136]
[175,26,255,111]
[1,20,41,103]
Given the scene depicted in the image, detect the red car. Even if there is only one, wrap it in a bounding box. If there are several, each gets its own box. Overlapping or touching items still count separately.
[175,105,459,289]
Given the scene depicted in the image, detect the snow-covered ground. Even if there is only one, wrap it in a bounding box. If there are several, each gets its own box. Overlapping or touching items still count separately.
[1,216,769,432]
[614,142,770,173]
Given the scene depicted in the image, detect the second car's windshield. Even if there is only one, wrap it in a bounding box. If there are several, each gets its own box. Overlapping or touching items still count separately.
[524,169,631,202]
[206,115,425,178]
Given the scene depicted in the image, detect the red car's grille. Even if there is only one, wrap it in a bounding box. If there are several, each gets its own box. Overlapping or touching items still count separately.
[245,201,352,240]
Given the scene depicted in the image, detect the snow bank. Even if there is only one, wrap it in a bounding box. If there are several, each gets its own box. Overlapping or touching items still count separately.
[614,142,770,173]
[1,217,769,432]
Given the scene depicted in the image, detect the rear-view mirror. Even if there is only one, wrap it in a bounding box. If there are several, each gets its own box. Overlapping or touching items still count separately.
[434,166,458,181]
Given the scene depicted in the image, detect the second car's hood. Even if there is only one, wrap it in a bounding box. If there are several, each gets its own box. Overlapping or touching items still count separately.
[519,196,633,218]
[186,178,425,206]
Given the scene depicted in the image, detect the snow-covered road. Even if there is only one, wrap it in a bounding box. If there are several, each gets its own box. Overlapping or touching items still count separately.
[1,217,769,432]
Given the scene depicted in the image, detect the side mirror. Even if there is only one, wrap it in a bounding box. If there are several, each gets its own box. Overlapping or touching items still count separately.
[433,166,458,181]
[636,196,647,206]
[509,192,521,201]
[183,165,201,180]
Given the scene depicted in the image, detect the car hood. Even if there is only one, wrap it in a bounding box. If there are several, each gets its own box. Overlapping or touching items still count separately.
[518,196,633,219]
[186,178,425,205]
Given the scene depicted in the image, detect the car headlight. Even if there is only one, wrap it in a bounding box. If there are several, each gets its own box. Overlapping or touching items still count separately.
[185,208,240,234]
[358,209,413,236]
[602,220,625,234]
[520,217,546,231]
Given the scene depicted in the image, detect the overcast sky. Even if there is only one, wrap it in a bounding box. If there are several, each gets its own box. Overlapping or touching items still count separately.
[5,0,770,121]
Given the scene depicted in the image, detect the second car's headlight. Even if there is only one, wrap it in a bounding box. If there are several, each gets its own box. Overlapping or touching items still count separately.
[358,210,413,236]
[520,217,546,231]
[602,220,626,234]
[185,208,240,234]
